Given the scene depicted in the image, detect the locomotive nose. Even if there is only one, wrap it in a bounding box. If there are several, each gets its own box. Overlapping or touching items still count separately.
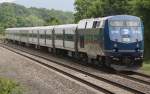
[121,29,131,43]
[112,42,142,53]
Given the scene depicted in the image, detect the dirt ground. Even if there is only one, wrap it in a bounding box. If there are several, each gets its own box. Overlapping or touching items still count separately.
[0,47,102,94]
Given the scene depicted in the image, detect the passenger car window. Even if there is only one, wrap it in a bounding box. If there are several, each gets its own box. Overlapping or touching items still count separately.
[93,21,100,28]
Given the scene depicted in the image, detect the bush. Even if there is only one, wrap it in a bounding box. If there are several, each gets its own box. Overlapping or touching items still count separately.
[0,78,23,94]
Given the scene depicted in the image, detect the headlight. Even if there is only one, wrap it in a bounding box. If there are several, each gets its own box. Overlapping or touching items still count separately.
[136,43,139,48]
[114,43,117,47]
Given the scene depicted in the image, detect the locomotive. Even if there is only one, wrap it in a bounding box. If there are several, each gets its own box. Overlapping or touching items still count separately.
[5,15,144,71]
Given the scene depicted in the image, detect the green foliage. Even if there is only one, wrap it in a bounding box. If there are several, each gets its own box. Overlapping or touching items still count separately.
[130,0,150,61]
[0,78,23,94]
[0,3,74,32]
[25,15,45,27]
[46,17,61,25]
[29,8,74,24]
[141,63,150,75]
[74,0,130,22]
[0,26,5,35]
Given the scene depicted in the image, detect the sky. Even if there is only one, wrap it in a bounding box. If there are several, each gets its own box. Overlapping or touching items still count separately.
[0,0,75,11]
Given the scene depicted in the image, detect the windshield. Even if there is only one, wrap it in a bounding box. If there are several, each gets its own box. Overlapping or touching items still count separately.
[109,20,143,43]
[110,20,140,27]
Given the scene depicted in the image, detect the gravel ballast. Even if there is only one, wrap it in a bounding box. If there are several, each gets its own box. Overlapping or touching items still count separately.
[0,47,104,94]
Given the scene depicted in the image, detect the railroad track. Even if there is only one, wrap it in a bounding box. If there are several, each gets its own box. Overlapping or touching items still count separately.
[132,71,150,78]
[1,44,113,94]
[1,43,149,94]
[116,71,150,86]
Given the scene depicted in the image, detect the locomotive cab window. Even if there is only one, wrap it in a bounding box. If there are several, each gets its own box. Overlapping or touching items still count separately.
[109,20,143,43]
[93,21,100,28]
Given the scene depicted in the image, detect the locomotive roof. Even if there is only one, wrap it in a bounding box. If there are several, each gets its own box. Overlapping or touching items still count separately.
[79,15,140,22]
[104,15,141,21]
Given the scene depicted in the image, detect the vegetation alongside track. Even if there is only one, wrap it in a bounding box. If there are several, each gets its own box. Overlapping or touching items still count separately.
[0,3,74,34]
[141,63,150,75]
[0,78,23,94]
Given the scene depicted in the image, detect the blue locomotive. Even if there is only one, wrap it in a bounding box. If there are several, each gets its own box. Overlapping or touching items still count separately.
[5,15,144,71]
[103,15,144,70]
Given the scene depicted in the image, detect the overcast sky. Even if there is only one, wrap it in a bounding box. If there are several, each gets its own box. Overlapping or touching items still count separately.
[0,0,75,11]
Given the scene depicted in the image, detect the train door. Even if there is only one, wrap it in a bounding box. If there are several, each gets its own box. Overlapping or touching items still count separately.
[54,27,64,48]
[63,29,65,48]
[32,30,38,45]
[28,30,32,43]
[39,29,45,46]
[31,30,33,43]
[44,30,46,45]
[37,30,39,46]
[52,28,56,53]
[46,29,52,47]
[80,22,87,48]
[64,27,75,50]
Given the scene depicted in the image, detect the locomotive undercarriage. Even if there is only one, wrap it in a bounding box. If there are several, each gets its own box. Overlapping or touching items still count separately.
[105,56,143,71]
[5,39,143,71]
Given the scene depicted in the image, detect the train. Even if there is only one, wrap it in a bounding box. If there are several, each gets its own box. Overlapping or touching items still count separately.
[5,15,144,71]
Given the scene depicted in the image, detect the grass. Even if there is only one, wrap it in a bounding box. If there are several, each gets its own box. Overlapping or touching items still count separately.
[141,62,150,75]
[0,78,24,94]
[0,34,5,39]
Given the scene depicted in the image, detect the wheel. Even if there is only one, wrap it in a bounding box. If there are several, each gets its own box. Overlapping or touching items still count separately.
[79,53,88,64]
[48,48,52,53]
[82,54,88,64]
[97,56,104,66]
[104,57,111,67]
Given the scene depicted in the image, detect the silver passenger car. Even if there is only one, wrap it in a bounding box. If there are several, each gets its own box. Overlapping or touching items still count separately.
[6,18,105,58]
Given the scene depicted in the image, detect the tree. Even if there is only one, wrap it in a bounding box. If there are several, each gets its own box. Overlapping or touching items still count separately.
[130,0,150,60]
[46,17,60,25]
[74,0,130,22]
[0,2,74,34]
[25,15,45,26]
[0,26,4,35]
[16,17,28,27]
